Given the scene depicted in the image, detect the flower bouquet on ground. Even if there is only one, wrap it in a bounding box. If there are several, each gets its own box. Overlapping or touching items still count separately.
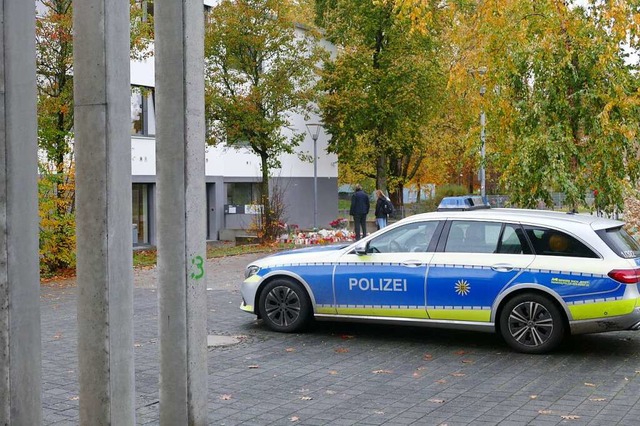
[329,217,349,229]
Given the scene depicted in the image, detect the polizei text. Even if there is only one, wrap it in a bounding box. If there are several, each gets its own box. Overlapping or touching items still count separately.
[348,277,408,292]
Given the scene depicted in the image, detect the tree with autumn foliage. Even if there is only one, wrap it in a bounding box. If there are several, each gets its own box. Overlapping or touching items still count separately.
[36,0,153,274]
[446,0,640,212]
[317,0,447,206]
[204,0,327,241]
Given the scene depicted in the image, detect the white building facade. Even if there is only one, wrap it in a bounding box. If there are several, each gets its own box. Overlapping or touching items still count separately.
[130,3,338,245]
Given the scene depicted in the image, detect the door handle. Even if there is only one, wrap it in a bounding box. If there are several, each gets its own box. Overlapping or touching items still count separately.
[402,260,423,267]
[491,264,514,272]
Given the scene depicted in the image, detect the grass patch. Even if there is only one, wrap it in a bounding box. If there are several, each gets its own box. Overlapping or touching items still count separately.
[132,249,158,268]
[132,241,297,269]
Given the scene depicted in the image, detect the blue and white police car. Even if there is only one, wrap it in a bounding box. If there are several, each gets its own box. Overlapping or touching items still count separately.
[240,209,640,353]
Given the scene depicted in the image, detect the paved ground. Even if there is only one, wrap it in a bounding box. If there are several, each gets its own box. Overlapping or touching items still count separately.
[42,253,640,425]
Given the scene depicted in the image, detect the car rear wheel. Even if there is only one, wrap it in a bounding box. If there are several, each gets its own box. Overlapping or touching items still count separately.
[499,293,565,354]
[258,279,311,333]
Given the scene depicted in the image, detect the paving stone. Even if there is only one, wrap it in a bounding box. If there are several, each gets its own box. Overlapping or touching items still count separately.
[39,253,640,425]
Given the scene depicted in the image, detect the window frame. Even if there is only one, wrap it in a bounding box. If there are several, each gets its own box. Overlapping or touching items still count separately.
[366,220,444,254]
[521,224,600,259]
[436,220,534,255]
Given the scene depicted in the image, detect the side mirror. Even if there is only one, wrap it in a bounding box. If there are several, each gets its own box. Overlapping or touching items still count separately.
[354,241,368,255]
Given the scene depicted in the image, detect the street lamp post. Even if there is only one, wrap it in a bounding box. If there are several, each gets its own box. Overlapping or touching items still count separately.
[478,67,487,200]
[306,123,322,230]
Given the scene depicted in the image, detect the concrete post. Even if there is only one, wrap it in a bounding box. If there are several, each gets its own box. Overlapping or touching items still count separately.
[155,0,208,424]
[73,1,135,424]
[0,1,42,423]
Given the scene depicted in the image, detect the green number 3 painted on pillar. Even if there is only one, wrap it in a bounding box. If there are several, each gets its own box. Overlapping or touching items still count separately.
[190,255,205,280]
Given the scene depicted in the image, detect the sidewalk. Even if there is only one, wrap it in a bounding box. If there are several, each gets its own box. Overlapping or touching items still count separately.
[42,254,640,425]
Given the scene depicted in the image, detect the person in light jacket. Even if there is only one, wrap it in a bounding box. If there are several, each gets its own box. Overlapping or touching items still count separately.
[374,189,391,230]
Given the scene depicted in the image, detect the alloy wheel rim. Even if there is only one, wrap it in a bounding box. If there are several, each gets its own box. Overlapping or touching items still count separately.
[265,286,301,327]
[508,301,554,347]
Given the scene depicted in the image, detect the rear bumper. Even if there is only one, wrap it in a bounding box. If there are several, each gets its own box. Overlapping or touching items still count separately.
[570,306,640,335]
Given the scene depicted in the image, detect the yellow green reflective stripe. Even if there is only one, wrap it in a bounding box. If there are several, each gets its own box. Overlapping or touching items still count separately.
[316,307,336,314]
[569,299,637,320]
[244,275,261,283]
[428,309,491,322]
[336,308,428,319]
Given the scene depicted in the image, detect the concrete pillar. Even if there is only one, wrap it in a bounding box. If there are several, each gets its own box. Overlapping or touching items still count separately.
[155,0,207,424]
[0,1,42,423]
[73,1,135,424]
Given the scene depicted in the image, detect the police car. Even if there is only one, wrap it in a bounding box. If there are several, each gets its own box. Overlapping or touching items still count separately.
[240,209,640,353]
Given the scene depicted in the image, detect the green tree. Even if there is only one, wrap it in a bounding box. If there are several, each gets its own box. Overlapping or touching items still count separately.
[317,0,446,205]
[36,0,154,274]
[448,0,640,212]
[204,0,327,240]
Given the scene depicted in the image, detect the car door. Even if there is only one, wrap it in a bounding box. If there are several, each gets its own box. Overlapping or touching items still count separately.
[333,220,443,319]
[519,225,620,321]
[426,220,535,322]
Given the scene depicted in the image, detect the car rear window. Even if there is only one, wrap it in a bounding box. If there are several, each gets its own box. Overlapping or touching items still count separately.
[523,226,598,258]
[596,226,640,259]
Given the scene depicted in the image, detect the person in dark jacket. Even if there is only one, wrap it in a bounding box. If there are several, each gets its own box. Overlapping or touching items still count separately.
[374,189,391,230]
[349,184,370,240]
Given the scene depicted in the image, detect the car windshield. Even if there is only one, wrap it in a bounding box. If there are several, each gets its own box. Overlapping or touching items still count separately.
[596,226,640,259]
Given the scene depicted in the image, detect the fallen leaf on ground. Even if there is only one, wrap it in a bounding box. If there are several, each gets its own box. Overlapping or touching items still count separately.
[300,396,312,401]
[461,359,474,364]
[584,382,596,387]
[69,396,79,401]
[335,347,349,353]
[53,333,62,340]
[412,372,422,378]
[530,395,538,399]
[428,398,445,403]
[454,350,466,355]
[290,416,299,422]
[374,410,384,415]
[436,379,447,384]
[423,354,433,360]
[134,343,142,348]
[538,410,553,415]
[248,365,259,369]
[451,373,465,377]
[589,397,606,402]
[219,394,232,400]
[561,415,580,420]
[328,370,338,375]
[372,369,393,374]
[340,334,354,339]
[417,366,427,371]
[285,348,296,352]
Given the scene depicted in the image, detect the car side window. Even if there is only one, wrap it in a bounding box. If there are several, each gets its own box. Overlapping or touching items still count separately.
[368,221,440,253]
[523,226,598,258]
[496,224,530,254]
[445,221,502,253]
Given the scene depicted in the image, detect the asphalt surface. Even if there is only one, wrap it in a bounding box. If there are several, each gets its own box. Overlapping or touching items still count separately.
[42,253,640,425]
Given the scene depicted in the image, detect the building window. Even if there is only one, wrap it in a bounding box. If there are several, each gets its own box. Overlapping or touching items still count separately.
[144,0,154,21]
[226,182,260,205]
[132,184,149,245]
[131,86,156,136]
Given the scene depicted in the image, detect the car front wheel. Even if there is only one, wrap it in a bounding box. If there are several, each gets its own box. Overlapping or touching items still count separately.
[258,279,311,333]
[499,293,565,354]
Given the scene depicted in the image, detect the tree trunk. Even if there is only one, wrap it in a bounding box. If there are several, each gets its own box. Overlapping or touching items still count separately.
[259,150,271,242]
[375,151,386,192]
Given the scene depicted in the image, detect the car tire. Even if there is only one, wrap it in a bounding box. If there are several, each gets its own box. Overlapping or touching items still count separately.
[258,279,311,333]
[499,293,565,354]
